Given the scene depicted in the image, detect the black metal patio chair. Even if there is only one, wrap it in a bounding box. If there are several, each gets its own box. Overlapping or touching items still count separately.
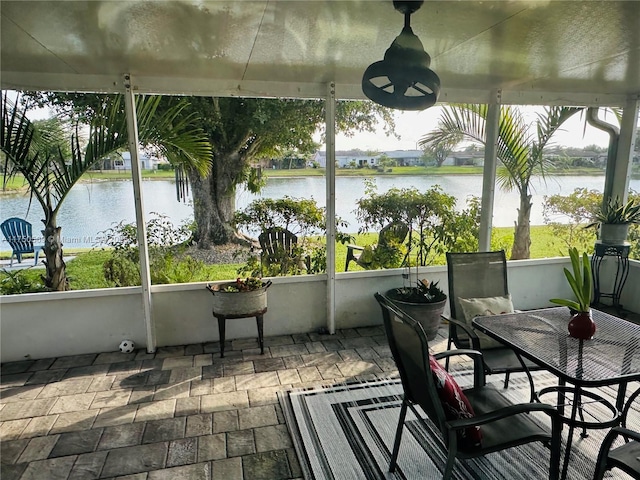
[375,292,561,480]
[444,250,543,387]
[593,387,640,480]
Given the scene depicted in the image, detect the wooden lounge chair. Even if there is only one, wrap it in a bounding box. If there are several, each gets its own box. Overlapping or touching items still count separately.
[258,227,309,275]
[344,221,408,271]
[1,217,44,266]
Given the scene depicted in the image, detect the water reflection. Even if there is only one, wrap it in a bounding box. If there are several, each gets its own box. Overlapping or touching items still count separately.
[1,174,628,249]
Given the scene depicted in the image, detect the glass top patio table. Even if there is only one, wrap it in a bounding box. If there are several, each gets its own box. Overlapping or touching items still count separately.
[472,306,640,388]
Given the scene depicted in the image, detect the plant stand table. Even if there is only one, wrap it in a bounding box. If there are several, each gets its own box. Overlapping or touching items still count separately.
[590,241,630,314]
[212,307,267,358]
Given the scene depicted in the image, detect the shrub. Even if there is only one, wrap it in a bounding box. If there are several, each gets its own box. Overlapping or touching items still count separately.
[233,197,349,276]
[97,213,203,286]
[354,183,481,267]
[0,268,47,295]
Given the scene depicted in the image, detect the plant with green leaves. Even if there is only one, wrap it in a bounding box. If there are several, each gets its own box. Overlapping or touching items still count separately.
[586,196,640,227]
[354,184,480,267]
[0,267,46,295]
[543,188,600,253]
[1,93,211,291]
[233,197,351,276]
[98,213,205,286]
[549,247,593,313]
[420,104,585,259]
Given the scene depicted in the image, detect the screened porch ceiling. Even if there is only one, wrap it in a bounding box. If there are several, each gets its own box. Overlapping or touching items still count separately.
[1,0,638,106]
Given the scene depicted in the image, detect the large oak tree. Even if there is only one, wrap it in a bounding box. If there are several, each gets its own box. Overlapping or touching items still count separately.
[23,93,395,249]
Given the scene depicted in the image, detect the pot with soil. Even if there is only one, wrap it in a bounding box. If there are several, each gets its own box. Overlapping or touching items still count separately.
[386,279,447,341]
[206,277,272,317]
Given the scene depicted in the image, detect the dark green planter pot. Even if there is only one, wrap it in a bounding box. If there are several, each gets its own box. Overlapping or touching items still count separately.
[385,288,447,341]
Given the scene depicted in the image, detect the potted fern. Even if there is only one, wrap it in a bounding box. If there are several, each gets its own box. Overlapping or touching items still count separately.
[587,197,640,245]
[549,247,595,340]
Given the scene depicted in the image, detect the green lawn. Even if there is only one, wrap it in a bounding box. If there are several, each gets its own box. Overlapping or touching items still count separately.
[1,225,588,293]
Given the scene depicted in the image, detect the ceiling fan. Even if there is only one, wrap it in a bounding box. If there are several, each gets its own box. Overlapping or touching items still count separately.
[362,0,440,111]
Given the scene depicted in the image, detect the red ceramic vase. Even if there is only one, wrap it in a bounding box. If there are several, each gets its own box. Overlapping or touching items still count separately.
[568,310,596,340]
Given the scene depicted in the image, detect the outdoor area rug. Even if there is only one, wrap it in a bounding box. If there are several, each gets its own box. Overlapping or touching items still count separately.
[279,372,639,480]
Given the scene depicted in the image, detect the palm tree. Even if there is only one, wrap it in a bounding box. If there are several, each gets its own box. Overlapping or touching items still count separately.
[1,92,212,291]
[420,104,584,259]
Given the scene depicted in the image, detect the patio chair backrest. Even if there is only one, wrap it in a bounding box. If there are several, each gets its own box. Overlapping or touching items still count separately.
[374,292,446,433]
[1,217,35,255]
[446,251,509,322]
[378,221,409,247]
[258,227,298,265]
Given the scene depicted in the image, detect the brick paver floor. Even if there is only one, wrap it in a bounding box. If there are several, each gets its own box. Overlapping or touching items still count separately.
[1,324,454,480]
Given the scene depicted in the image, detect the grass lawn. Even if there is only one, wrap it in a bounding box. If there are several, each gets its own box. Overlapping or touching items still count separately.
[1,225,588,293]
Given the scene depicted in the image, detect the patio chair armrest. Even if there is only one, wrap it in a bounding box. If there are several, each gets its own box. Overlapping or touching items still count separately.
[604,426,640,445]
[433,349,482,362]
[346,244,365,252]
[443,315,482,350]
[433,349,485,386]
[446,402,558,430]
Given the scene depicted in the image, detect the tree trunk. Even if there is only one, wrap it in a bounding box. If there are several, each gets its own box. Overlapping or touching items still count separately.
[189,151,249,248]
[41,215,68,291]
[511,193,532,260]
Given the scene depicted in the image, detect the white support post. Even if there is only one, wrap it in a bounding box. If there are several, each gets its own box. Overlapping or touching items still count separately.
[123,74,156,353]
[612,96,639,203]
[325,82,336,335]
[479,91,501,252]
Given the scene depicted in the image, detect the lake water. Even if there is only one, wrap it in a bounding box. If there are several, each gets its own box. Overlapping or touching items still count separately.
[2,174,636,249]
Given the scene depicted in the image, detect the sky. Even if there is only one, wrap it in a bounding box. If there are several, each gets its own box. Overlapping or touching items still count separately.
[331,106,613,152]
[18,92,614,152]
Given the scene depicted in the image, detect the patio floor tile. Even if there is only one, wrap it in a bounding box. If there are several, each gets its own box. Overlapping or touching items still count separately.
[97,422,145,450]
[147,461,210,480]
[49,428,102,457]
[142,417,186,444]
[166,437,197,467]
[211,457,242,480]
[0,323,416,479]
[226,429,256,457]
[20,455,77,480]
[68,450,108,479]
[242,449,291,480]
[101,443,168,477]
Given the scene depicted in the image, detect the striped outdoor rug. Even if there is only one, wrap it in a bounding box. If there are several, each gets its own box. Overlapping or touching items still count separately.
[279,372,639,480]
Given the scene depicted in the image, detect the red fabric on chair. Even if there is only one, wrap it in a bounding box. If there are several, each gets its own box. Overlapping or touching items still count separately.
[429,355,482,448]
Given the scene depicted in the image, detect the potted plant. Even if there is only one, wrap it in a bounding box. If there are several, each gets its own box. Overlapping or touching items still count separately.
[386,278,447,341]
[549,247,596,340]
[587,197,640,245]
[206,277,272,317]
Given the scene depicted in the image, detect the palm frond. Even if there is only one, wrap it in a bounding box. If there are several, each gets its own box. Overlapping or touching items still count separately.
[1,92,213,219]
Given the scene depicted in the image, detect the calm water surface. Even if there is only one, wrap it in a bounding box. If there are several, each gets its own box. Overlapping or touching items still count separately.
[2,175,636,249]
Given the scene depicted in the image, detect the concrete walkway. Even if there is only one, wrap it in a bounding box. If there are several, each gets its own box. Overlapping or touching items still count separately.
[0,324,453,480]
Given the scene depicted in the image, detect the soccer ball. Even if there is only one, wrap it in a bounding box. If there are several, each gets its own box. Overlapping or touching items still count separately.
[119,340,135,353]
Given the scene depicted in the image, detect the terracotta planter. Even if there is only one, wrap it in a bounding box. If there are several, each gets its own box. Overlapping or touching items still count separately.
[385,288,446,341]
[568,310,596,340]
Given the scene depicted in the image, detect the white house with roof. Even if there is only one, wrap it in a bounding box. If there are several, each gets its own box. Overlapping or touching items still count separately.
[314,149,424,168]
[116,151,164,170]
